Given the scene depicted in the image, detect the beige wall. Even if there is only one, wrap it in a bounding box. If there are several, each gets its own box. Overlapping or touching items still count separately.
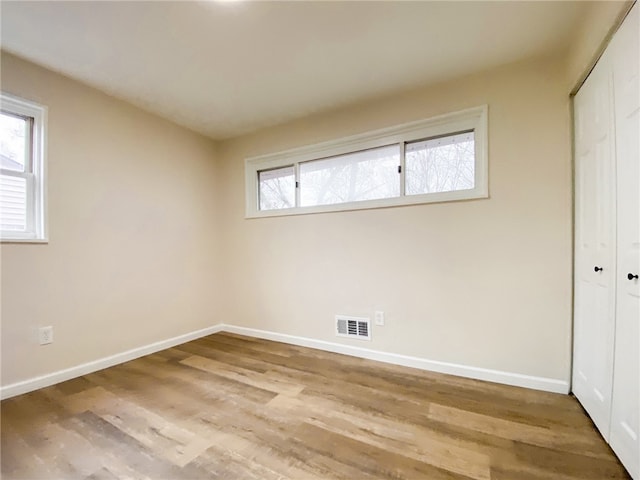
[0,52,220,386]
[218,54,573,381]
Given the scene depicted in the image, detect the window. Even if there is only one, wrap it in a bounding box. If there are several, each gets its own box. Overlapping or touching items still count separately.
[299,145,400,207]
[245,106,487,218]
[405,131,475,195]
[259,166,295,211]
[0,93,47,241]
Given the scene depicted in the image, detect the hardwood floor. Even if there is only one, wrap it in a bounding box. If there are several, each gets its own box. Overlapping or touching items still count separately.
[1,333,631,479]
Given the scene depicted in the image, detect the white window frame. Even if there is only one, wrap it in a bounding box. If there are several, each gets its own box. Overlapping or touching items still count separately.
[0,92,48,242]
[245,105,488,218]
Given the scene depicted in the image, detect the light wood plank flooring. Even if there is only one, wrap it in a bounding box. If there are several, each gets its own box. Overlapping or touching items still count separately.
[1,333,631,479]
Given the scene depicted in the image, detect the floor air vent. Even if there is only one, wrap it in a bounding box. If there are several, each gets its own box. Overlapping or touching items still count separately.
[336,315,371,341]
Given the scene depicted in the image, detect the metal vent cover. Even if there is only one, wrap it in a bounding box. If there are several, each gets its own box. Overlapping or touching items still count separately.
[335,315,371,341]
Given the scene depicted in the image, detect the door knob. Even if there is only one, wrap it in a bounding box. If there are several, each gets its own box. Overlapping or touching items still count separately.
[594,266,603,272]
[628,273,639,280]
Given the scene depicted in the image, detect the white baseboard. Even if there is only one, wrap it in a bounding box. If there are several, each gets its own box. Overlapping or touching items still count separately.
[1,322,569,399]
[0,324,224,400]
[222,324,570,394]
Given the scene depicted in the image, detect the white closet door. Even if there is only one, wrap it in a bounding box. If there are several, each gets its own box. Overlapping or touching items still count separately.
[610,5,639,478]
[573,46,617,439]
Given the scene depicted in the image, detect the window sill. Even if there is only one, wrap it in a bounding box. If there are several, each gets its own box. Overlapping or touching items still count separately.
[1,237,49,244]
[246,188,488,219]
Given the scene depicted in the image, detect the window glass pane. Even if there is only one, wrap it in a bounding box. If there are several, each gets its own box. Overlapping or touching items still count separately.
[0,112,28,173]
[0,174,27,232]
[405,131,475,195]
[300,145,399,207]
[259,165,295,210]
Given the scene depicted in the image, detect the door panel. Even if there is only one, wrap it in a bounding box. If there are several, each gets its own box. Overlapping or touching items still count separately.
[573,46,617,440]
[610,5,639,478]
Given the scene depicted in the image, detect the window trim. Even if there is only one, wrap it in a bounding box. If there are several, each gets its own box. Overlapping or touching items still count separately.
[0,92,48,242]
[245,105,488,218]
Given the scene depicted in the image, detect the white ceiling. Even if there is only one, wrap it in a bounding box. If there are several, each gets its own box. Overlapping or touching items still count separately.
[1,1,588,140]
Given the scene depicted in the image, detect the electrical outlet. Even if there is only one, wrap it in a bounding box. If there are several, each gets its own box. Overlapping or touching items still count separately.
[374,311,385,326]
[39,326,53,345]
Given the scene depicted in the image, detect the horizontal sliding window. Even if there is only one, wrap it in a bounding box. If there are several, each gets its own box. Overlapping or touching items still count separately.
[245,105,487,218]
